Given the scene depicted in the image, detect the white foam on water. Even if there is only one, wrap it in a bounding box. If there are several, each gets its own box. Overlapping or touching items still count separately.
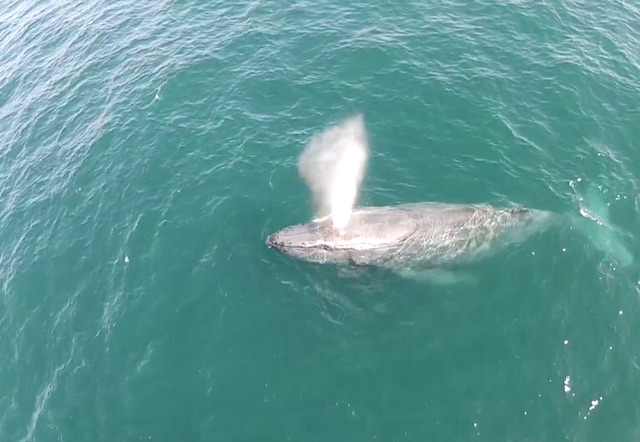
[563,375,571,393]
[297,114,369,231]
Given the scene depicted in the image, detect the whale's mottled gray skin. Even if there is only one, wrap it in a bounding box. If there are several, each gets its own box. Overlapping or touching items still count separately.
[266,202,553,269]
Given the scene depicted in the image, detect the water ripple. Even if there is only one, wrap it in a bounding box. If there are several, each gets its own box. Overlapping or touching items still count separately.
[1,0,640,440]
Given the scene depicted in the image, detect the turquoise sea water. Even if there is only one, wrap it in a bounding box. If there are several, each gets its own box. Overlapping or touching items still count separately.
[1,0,639,440]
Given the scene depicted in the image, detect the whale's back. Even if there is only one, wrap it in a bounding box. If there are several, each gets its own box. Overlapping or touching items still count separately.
[344,203,552,267]
[267,202,552,268]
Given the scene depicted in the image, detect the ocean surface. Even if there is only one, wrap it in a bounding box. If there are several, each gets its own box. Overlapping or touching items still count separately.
[1,0,640,440]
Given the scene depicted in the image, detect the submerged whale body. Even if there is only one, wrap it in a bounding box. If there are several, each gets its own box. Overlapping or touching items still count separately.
[266,202,553,270]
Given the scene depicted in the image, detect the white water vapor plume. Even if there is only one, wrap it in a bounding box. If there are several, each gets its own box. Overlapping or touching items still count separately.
[297,114,370,232]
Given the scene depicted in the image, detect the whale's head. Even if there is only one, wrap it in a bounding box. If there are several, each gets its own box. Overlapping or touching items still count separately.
[265,208,418,265]
[266,222,347,264]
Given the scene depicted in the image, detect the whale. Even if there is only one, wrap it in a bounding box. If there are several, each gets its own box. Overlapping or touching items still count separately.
[265,114,633,277]
[266,201,553,272]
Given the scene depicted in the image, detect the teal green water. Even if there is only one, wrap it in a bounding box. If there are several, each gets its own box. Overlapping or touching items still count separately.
[1,0,640,440]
